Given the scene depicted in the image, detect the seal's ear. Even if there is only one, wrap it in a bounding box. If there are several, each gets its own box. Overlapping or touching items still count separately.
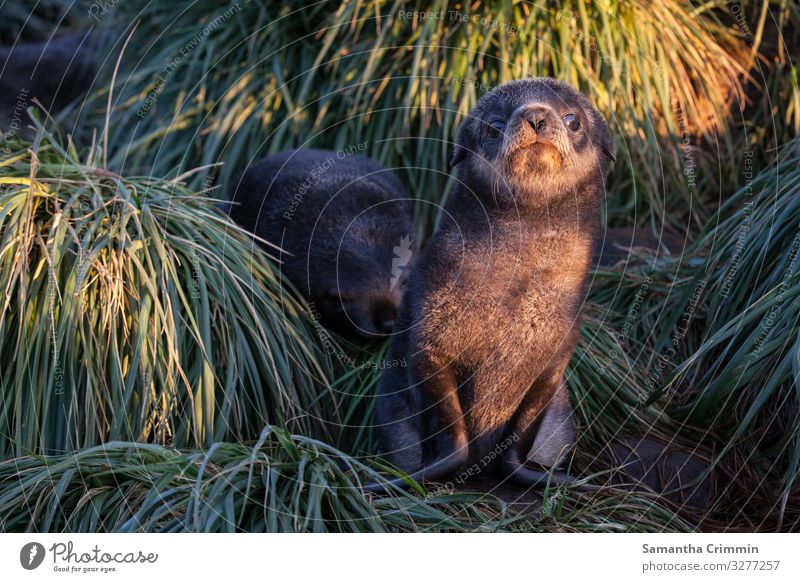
[602,146,616,164]
[450,144,467,167]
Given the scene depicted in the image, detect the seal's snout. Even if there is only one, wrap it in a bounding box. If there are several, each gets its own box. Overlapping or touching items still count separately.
[521,104,553,134]
[364,295,398,336]
[320,288,398,338]
[502,102,562,171]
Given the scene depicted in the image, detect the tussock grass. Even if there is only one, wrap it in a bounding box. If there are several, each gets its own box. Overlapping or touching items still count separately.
[583,140,800,531]
[0,426,524,532]
[0,426,696,532]
[662,140,800,530]
[0,129,335,456]
[81,0,755,232]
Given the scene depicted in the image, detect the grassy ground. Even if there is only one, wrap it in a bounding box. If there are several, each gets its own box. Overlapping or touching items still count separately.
[0,0,798,532]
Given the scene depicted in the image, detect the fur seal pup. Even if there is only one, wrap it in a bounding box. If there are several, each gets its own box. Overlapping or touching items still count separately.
[370,78,614,490]
[227,149,414,338]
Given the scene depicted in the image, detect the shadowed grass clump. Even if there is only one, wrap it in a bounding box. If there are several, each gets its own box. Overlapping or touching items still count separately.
[0,129,335,457]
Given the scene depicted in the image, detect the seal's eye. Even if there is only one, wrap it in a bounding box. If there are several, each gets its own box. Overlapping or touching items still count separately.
[486,119,505,138]
[563,113,580,132]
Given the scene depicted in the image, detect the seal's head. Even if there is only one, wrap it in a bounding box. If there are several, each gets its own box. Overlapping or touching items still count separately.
[286,168,413,339]
[311,205,409,339]
[450,78,615,203]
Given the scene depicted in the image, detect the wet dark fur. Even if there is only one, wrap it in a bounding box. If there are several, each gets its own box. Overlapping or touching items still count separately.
[226,149,414,338]
[371,78,614,490]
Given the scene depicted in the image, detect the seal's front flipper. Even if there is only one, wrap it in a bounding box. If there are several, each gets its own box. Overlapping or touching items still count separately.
[368,360,469,494]
[501,373,584,488]
[527,381,575,468]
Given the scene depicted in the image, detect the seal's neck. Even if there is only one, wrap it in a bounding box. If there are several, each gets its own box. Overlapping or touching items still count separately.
[486,175,602,227]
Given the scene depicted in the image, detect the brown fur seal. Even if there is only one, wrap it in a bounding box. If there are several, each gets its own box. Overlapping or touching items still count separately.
[369,78,614,490]
[226,149,414,338]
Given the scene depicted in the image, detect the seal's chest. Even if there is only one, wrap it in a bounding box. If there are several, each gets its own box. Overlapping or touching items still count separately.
[421,276,571,366]
[426,240,590,361]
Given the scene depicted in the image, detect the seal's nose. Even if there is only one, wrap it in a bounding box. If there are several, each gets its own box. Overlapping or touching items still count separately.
[367,296,398,336]
[523,105,551,133]
[523,105,547,133]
